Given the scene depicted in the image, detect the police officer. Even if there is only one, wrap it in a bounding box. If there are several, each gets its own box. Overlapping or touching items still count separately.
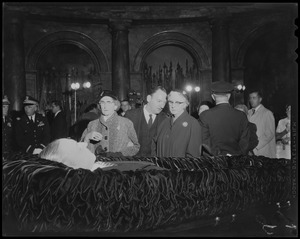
[2,95,14,154]
[15,96,51,154]
[199,81,250,156]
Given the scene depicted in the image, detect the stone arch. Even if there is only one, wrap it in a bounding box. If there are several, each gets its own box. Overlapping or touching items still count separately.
[133,31,210,73]
[236,22,284,68]
[26,30,109,72]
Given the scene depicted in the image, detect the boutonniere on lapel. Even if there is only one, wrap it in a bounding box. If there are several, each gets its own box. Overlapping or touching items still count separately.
[37,121,45,127]
[182,122,188,127]
[7,122,11,127]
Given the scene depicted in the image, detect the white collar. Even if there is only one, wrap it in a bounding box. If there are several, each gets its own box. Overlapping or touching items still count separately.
[143,105,156,121]
[30,114,36,121]
[253,104,262,111]
[216,100,229,105]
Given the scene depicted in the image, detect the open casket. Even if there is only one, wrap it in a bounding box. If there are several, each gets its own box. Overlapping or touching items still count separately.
[2,152,296,236]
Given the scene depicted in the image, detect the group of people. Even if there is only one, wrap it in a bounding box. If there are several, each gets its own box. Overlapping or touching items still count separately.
[2,96,68,155]
[2,80,291,170]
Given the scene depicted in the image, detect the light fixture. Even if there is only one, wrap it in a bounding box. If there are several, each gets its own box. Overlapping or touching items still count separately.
[186,85,193,92]
[195,86,200,92]
[83,81,91,89]
[184,84,200,115]
[71,82,80,90]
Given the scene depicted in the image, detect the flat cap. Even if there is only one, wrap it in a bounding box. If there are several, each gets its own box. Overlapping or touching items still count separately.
[23,95,39,105]
[2,95,10,105]
[211,81,233,94]
[99,90,118,101]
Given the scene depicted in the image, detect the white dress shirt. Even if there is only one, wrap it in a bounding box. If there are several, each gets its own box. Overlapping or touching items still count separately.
[143,105,156,124]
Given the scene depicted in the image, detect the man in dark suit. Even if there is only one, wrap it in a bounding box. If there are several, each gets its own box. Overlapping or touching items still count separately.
[15,96,51,154]
[125,86,168,156]
[50,100,68,142]
[199,81,250,156]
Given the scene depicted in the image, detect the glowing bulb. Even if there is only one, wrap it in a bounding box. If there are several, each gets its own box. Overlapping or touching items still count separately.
[186,85,192,92]
[237,84,242,90]
[195,86,200,92]
[71,82,80,90]
[83,81,91,88]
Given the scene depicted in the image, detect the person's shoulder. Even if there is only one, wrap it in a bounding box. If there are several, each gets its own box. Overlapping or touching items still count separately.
[261,105,274,116]
[199,107,213,118]
[233,107,247,117]
[278,117,288,124]
[187,114,201,125]
[84,118,99,128]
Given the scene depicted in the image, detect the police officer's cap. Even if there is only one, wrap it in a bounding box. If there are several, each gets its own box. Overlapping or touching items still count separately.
[211,81,233,94]
[2,95,10,105]
[99,90,118,101]
[23,95,39,106]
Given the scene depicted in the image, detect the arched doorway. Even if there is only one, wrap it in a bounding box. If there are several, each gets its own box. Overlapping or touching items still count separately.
[26,30,108,126]
[133,31,210,115]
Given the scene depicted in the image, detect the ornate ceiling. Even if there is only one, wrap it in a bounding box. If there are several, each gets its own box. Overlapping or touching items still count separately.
[3,2,297,24]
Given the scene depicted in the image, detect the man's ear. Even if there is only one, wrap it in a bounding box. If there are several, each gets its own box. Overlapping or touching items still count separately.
[146,95,151,103]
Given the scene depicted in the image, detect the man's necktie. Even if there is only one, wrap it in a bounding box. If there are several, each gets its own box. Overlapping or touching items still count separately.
[252,109,255,115]
[30,116,34,123]
[148,114,153,128]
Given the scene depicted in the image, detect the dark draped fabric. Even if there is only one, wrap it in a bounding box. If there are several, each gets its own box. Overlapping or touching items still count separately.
[2,152,291,235]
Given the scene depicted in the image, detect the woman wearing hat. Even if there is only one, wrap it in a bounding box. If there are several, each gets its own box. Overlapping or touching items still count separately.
[153,89,202,157]
[81,90,140,156]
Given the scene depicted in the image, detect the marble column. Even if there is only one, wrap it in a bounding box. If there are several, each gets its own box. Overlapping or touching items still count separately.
[3,13,26,111]
[211,16,231,82]
[109,19,131,101]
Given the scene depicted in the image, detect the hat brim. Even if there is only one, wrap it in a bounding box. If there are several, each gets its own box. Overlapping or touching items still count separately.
[212,90,233,94]
[99,95,118,101]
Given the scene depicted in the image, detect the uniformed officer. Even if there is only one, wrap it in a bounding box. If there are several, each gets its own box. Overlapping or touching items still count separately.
[199,81,251,156]
[2,95,14,154]
[15,96,51,154]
